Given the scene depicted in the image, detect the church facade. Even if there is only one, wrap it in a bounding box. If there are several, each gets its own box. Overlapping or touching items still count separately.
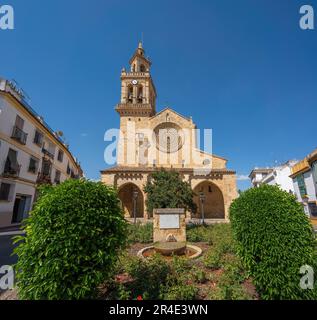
[101,43,237,221]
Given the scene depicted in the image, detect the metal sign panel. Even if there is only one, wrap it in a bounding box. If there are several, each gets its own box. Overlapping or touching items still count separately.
[159,214,180,229]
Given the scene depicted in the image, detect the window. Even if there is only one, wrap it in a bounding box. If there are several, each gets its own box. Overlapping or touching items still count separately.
[42,159,52,176]
[309,202,317,217]
[67,163,71,175]
[28,157,38,174]
[4,148,19,175]
[12,115,27,144]
[127,85,133,103]
[137,86,143,103]
[55,170,61,184]
[34,130,44,146]
[208,186,212,193]
[15,115,24,129]
[57,150,64,162]
[42,141,55,159]
[140,64,146,72]
[0,183,11,201]
[297,174,307,197]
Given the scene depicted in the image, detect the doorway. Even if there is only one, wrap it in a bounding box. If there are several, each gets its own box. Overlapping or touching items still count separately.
[11,195,31,224]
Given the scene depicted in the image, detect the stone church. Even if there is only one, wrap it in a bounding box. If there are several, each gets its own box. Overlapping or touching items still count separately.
[101,43,237,221]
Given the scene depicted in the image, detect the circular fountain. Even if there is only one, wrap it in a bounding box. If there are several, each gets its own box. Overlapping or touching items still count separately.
[138,243,202,260]
[137,208,202,260]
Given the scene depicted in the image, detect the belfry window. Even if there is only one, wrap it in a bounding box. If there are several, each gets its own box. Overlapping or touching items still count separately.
[140,64,146,72]
[137,86,143,103]
[127,85,133,103]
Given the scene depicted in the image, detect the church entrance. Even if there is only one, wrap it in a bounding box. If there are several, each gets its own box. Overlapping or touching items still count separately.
[118,183,144,218]
[193,181,225,219]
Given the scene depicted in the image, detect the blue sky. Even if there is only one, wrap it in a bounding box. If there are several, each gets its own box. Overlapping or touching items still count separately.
[1,0,316,190]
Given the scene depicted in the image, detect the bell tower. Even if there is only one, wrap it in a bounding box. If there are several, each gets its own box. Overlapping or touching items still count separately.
[116,42,157,117]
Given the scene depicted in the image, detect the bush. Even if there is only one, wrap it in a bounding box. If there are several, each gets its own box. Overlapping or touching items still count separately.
[187,224,211,243]
[127,222,153,244]
[230,185,317,300]
[201,224,237,270]
[160,256,198,300]
[110,253,170,300]
[14,179,127,300]
[204,249,222,269]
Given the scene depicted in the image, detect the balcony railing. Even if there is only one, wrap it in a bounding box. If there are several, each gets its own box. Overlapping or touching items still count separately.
[37,172,52,184]
[116,103,152,109]
[11,126,28,145]
[3,160,21,177]
[42,148,55,159]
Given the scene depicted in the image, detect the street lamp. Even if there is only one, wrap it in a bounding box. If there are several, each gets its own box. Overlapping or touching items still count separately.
[199,192,206,225]
[132,189,139,224]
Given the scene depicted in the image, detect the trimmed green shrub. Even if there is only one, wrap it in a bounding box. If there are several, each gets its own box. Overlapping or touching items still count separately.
[230,184,317,300]
[14,179,127,300]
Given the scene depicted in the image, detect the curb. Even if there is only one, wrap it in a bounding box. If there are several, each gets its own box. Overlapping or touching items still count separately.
[0,230,25,237]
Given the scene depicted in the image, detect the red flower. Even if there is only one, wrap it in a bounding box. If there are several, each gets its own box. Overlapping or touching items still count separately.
[137,295,143,300]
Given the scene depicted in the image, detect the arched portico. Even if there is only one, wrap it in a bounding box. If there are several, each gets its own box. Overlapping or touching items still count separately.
[193,181,225,219]
[118,183,144,218]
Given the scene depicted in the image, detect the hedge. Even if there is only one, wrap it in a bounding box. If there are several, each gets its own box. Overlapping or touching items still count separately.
[230,184,317,299]
[14,179,127,299]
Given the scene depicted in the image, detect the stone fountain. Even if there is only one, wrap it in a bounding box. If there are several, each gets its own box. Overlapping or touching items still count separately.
[137,208,202,259]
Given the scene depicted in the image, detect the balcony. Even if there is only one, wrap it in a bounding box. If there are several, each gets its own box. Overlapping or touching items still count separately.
[37,172,52,185]
[42,148,55,160]
[11,126,28,145]
[3,160,21,178]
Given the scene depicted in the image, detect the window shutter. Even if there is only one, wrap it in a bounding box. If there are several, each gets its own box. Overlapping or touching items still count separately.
[15,115,24,129]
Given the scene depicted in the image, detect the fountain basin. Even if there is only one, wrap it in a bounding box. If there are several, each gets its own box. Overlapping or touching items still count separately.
[154,241,186,256]
[137,244,202,260]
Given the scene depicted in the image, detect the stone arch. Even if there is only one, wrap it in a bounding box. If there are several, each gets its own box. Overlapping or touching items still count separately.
[118,183,144,218]
[193,181,225,219]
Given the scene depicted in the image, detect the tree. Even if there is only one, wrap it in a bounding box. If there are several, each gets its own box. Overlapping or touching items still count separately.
[230,184,317,300]
[144,169,196,214]
[14,179,127,300]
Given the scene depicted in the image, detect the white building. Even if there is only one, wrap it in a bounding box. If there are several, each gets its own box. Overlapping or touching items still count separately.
[249,168,273,188]
[0,78,83,229]
[249,160,298,193]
